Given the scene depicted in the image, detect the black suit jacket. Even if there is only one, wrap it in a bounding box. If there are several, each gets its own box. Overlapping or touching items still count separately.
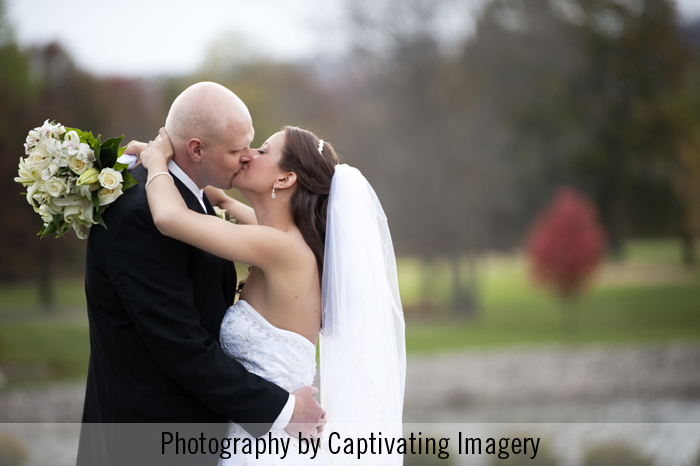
[77,165,289,465]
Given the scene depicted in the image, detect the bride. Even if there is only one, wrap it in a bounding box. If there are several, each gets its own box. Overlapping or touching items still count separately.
[138,125,405,465]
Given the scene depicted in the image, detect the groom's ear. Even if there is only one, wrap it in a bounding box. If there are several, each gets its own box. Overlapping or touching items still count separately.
[186,138,204,163]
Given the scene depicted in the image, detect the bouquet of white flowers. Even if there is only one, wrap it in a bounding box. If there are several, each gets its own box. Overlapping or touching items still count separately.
[14,120,137,239]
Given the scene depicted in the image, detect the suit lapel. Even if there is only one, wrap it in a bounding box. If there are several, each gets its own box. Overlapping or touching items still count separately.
[171,174,236,305]
[172,175,207,215]
[202,193,215,217]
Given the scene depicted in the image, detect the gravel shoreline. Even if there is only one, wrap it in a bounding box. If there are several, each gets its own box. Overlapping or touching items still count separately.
[1,343,699,422]
[404,343,700,410]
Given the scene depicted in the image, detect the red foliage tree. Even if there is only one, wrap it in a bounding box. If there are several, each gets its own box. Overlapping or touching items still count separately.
[527,188,607,299]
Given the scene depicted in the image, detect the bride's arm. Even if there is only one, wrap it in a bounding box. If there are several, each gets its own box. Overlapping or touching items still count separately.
[203,187,257,225]
[141,129,294,268]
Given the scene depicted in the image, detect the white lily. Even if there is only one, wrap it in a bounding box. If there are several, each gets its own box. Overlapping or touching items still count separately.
[36,120,65,139]
[77,143,94,163]
[63,130,81,156]
[63,204,81,224]
[52,195,83,207]
[26,182,41,206]
[14,158,36,184]
[78,197,95,224]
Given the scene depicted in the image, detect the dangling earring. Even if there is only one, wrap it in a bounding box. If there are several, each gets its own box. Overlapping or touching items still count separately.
[271,185,276,199]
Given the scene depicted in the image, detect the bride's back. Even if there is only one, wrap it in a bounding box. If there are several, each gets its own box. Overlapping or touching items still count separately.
[238,230,322,345]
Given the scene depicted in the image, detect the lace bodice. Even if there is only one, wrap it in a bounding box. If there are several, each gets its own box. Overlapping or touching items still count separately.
[220,300,317,393]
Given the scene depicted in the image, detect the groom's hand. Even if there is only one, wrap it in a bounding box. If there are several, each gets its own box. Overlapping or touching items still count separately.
[285,386,326,439]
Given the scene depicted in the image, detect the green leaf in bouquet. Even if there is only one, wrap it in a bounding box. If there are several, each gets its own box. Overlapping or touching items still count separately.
[40,222,56,238]
[93,209,107,229]
[52,213,62,233]
[118,145,126,158]
[113,162,128,172]
[122,171,138,192]
[39,214,63,238]
[100,135,124,170]
[91,189,100,211]
[94,134,102,169]
[55,225,69,239]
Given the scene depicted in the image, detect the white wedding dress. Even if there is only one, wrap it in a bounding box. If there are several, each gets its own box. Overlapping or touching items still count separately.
[219,299,330,465]
[218,165,405,466]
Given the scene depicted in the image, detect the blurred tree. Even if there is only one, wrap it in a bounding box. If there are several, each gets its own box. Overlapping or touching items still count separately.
[568,0,692,255]
[335,0,498,317]
[465,0,700,264]
[98,77,168,144]
[526,188,606,339]
[0,0,48,299]
[0,11,167,309]
[669,18,700,265]
[672,114,700,266]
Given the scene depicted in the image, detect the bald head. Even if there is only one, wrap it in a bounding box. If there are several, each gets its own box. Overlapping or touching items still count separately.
[165,82,251,150]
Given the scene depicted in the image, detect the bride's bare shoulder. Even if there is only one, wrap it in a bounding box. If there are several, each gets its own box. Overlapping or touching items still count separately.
[279,230,317,267]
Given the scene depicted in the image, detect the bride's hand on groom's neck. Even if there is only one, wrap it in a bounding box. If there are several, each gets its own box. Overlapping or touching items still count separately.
[141,128,174,171]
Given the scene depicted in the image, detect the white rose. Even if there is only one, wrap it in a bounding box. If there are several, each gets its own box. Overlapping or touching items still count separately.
[98,168,123,189]
[44,177,68,198]
[98,186,123,206]
[69,153,93,175]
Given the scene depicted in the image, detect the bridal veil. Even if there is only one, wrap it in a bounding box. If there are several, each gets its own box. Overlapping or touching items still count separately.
[320,164,406,464]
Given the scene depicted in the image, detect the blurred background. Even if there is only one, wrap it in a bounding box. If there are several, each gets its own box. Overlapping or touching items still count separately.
[1,0,700,464]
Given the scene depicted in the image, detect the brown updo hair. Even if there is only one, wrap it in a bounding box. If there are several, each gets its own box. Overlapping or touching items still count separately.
[279,126,339,279]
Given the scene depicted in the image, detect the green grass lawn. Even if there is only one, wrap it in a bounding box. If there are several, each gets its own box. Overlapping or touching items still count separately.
[0,277,88,389]
[0,239,698,389]
[401,239,700,352]
[406,282,700,352]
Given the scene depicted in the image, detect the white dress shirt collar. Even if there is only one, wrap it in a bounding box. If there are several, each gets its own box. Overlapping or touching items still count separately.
[168,160,207,213]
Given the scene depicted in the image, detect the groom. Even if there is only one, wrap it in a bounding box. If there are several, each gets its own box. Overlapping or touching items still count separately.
[77,82,324,465]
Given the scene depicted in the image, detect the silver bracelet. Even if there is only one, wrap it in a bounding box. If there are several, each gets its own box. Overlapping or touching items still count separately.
[145,171,173,190]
